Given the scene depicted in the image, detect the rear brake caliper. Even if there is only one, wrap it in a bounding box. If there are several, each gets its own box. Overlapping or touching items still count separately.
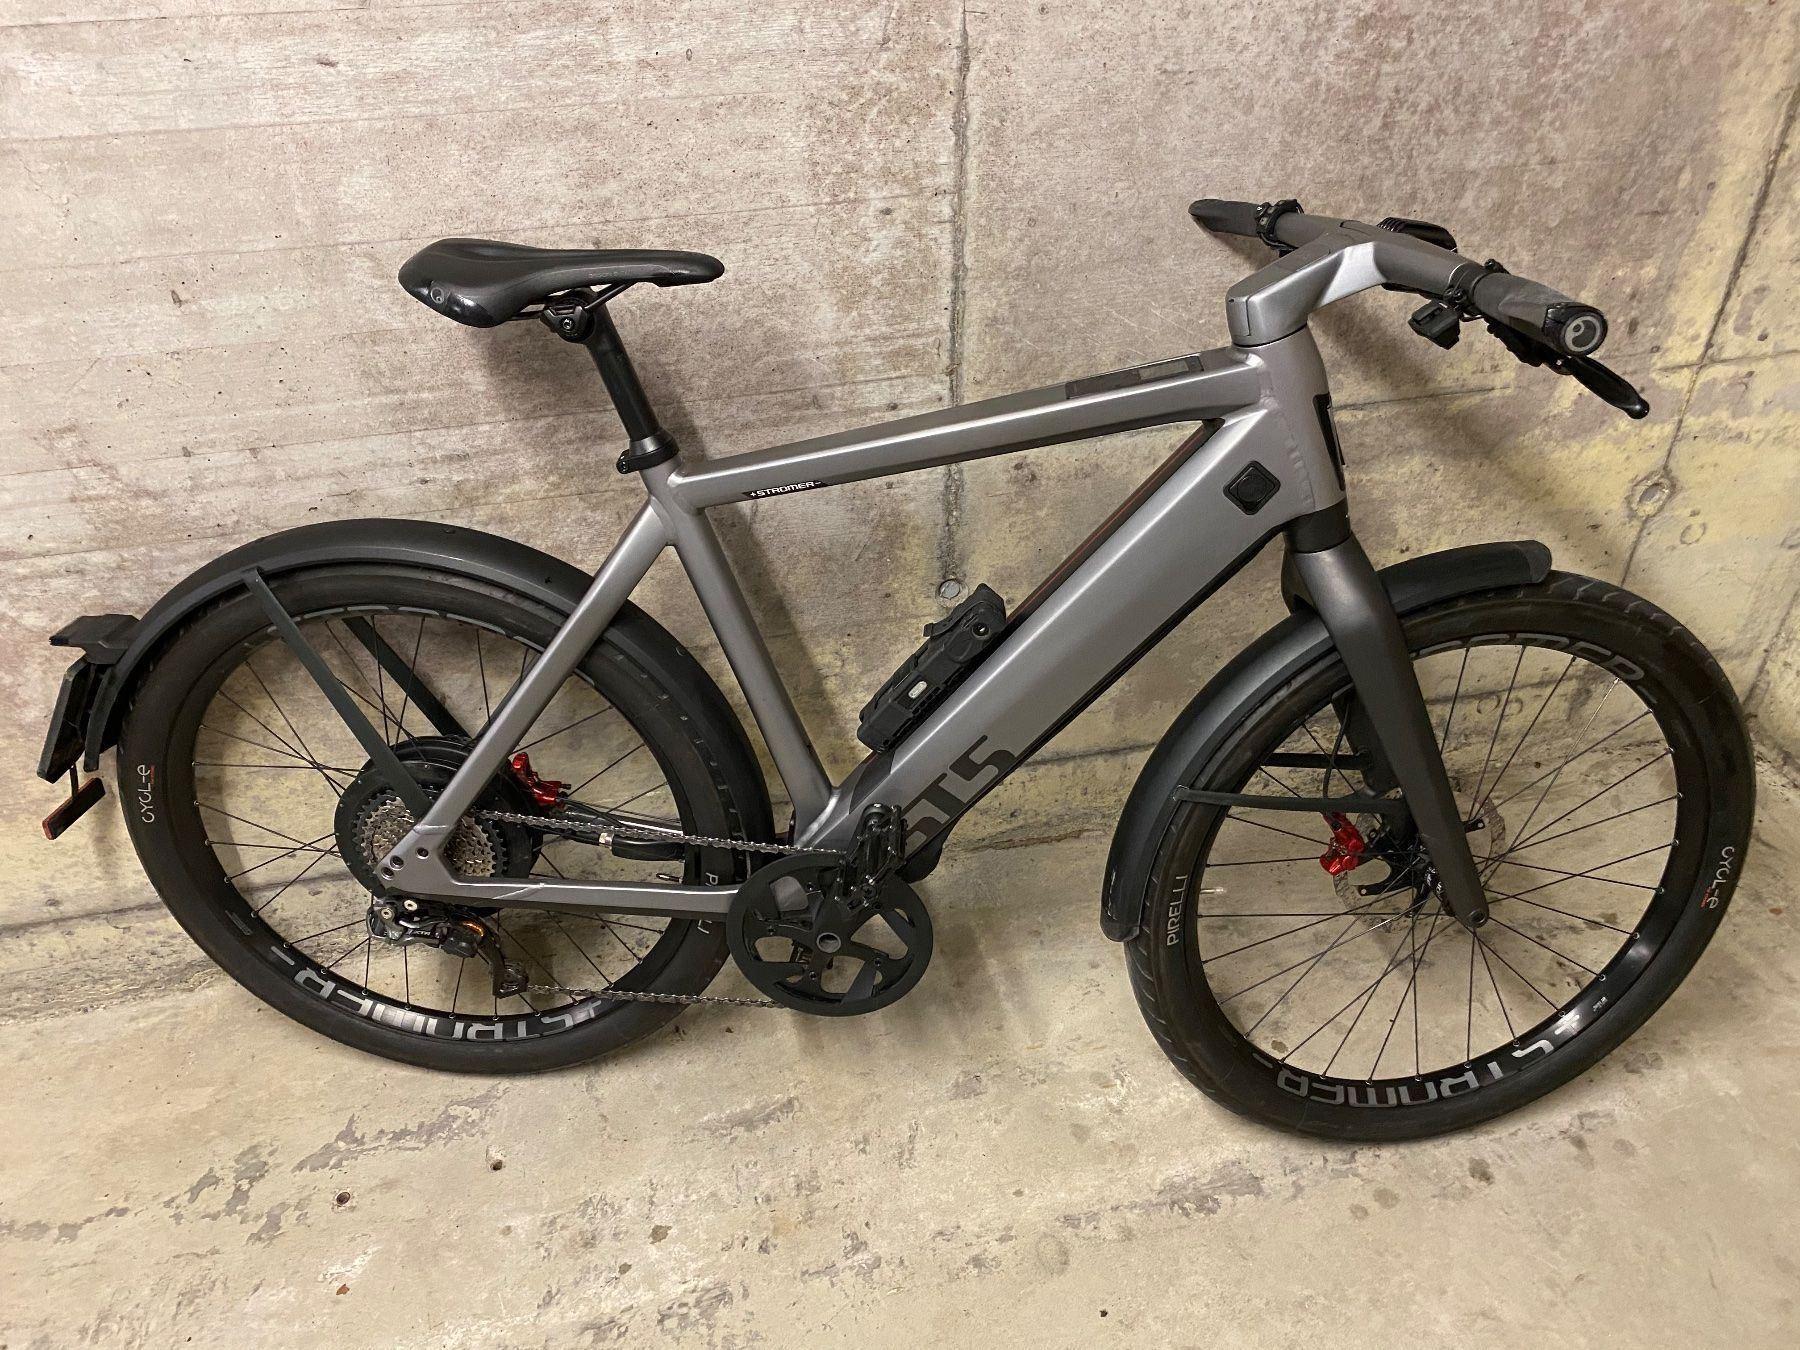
[1319,811,1368,877]
[508,751,567,809]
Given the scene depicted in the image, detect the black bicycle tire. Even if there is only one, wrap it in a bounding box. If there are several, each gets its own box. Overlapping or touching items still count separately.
[118,564,762,1073]
[1125,573,1753,1140]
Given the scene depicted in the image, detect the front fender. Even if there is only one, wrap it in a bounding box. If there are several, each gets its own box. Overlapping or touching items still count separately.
[1100,539,1551,941]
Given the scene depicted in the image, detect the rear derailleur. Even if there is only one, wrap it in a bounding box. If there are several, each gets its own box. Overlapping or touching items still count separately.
[366,897,527,999]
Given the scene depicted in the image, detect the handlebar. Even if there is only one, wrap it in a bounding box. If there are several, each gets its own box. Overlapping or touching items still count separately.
[1189,195,1643,416]
[1189,198,1264,239]
[1459,267,1607,358]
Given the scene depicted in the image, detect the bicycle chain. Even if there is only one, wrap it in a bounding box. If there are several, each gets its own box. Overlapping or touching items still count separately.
[476,806,834,1008]
[520,982,779,1008]
[474,808,841,858]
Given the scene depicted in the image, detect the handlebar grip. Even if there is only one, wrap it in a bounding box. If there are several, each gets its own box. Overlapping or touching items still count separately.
[1463,266,1608,358]
[1189,198,1264,238]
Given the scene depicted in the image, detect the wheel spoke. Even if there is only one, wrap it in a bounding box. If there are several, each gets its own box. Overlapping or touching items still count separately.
[1220,813,1332,848]
[1476,933,1517,1036]
[199,721,317,766]
[1493,704,1645,815]
[326,620,403,738]
[253,847,341,915]
[1499,751,1672,858]
[517,705,619,754]
[1206,892,1419,962]
[475,628,493,724]
[568,742,645,798]
[222,831,339,881]
[1369,913,1445,1079]
[1193,855,1324,867]
[1496,843,1672,898]
[291,917,365,947]
[243,657,345,797]
[395,615,427,736]
[1224,908,1419,1008]
[196,801,309,846]
[1473,655,1577,815]
[1489,855,1659,890]
[1284,911,1434,1064]
[1439,647,1471,750]
[1465,926,1478,1059]
[1467,647,1525,812]
[1239,914,1366,1034]
[1498,796,1677,857]
[1317,914,1424,1074]
[1488,889,1634,934]
[1476,932,1559,1008]
[1484,915,1599,976]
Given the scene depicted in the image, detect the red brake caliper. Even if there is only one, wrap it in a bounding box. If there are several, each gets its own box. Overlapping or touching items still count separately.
[508,751,567,809]
[1319,811,1368,877]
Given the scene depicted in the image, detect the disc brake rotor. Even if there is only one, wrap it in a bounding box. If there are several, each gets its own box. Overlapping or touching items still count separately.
[1331,789,1507,917]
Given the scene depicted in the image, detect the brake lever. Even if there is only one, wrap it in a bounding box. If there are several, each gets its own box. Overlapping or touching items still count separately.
[1562,353,1649,419]
[1481,321,1649,420]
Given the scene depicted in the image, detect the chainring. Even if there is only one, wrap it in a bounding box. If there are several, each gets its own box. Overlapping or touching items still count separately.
[725,853,933,1016]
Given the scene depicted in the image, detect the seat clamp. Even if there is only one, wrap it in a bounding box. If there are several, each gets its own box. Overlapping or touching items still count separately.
[618,431,677,474]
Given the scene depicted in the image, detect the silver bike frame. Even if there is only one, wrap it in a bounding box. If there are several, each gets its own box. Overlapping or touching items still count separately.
[382,217,1494,923]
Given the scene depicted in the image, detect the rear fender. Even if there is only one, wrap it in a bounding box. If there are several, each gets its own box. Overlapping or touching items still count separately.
[1100,539,1551,941]
[47,518,774,843]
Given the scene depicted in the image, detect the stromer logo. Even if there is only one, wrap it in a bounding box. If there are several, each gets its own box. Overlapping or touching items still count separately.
[745,480,825,499]
[902,735,1017,849]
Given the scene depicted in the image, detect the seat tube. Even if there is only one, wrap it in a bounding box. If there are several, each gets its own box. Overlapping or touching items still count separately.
[643,463,833,828]
[1286,517,1491,931]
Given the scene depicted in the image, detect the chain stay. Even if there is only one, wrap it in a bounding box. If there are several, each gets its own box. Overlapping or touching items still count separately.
[480,806,818,1007]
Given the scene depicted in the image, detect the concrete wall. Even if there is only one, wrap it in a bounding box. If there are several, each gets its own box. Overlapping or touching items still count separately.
[5,1,1797,1006]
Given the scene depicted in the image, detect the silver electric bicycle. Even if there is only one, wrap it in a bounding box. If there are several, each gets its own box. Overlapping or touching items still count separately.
[39,197,1753,1139]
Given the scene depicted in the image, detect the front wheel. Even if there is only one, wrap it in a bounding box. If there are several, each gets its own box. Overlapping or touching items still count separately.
[1126,573,1753,1140]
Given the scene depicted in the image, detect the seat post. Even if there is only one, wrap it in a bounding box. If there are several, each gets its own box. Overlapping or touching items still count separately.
[582,306,677,473]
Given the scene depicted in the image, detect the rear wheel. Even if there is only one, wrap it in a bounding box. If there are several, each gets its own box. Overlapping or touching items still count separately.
[119,565,767,1072]
[1127,574,1753,1139]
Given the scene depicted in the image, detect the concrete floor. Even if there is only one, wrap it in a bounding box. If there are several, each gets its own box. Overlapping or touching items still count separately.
[5,765,1798,1348]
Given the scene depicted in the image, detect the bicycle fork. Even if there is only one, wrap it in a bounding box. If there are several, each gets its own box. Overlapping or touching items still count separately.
[1287,522,1490,932]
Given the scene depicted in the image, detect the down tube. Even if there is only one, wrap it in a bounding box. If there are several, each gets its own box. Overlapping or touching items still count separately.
[807,409,1341,855]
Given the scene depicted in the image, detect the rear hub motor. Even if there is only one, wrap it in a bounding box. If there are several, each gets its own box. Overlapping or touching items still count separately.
[335,735,538,895]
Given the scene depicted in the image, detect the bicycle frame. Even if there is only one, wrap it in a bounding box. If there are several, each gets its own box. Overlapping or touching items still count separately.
[364,329,1329,917]
[354,218,1500,928]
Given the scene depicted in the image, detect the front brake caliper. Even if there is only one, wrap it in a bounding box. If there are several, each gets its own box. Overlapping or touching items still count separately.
[1319,811,1368,877]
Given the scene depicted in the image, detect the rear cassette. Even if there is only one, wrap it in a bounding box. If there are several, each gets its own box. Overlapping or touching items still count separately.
[726,853,932,1016]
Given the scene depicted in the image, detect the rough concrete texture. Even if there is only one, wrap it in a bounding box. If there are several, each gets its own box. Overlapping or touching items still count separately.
[5,2,1799,970]
[5,764,1799,1346]
[3,2,1800,1337]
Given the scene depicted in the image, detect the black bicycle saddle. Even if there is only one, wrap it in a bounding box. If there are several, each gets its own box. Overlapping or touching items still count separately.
[399,238,724,328]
